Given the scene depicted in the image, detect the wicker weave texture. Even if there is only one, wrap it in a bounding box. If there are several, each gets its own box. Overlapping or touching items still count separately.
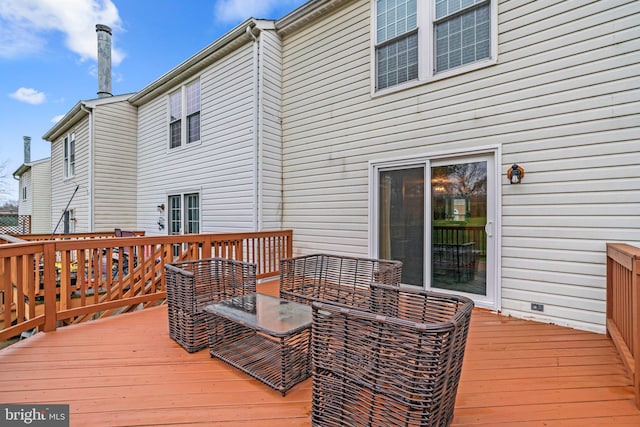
[280,254,402,309]
[311,284,474,427]
[165,258,256,352]
[207,315,311,396]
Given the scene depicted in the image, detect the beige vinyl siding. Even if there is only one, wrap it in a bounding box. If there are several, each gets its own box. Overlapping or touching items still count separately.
[137,42,257,235]
[50,117,90,233]
[30,160,51,234]
[259,29,283,230]
[280,0,640,332]
[93,100,138,231]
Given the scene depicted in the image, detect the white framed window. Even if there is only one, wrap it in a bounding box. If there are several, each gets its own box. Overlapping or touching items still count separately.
[167,192,200,235]
[22,186,27,201]
[373,0,496,92]
[169,79,201,149]
[63,132,75,178]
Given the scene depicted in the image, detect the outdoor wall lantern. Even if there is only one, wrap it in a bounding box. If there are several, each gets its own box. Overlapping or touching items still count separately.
[507,164,525,184]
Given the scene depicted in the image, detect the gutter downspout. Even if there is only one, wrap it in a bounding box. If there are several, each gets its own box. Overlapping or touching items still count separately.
[81,103,94,231]
[247,25,261,232]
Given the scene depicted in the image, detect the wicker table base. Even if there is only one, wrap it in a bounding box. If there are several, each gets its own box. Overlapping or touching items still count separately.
[205,293,312,396]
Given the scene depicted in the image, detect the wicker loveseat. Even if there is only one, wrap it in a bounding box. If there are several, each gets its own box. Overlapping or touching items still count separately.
[279,254,403,309]
[164,258,257,353]
[311,283,474,427]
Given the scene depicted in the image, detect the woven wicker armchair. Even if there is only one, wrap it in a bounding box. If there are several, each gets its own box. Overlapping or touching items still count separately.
[311,284,474,427]
[165,258,257,353]
[279,254,402,309]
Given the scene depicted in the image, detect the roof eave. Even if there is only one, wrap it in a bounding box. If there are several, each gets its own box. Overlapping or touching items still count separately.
[129,18,260,106]
[275,0,351,36]
[42,101,88,142]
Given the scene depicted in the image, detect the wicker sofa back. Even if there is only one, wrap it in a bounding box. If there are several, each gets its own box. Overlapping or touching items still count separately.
[165,258,257,352]
[311,284,474,427]
[279,254,402,309]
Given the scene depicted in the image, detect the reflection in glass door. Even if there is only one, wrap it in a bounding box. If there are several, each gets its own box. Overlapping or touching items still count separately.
[379,167,424,286]
[431,161,487,296]
[375,154,495,306]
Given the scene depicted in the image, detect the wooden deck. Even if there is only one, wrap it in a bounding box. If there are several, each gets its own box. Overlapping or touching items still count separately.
[1,281,639,426]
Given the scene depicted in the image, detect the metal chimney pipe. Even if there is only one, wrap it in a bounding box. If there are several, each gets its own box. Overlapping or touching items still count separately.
[96,24,112,98]
[23,136,31,163]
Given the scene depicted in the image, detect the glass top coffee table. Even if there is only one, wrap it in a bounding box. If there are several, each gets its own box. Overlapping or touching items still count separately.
[204,293,312,396]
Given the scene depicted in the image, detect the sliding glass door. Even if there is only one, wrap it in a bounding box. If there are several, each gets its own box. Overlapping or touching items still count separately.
[375,153,496,308]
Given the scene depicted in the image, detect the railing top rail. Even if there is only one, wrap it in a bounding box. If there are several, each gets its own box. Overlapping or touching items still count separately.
[607,243,640,258]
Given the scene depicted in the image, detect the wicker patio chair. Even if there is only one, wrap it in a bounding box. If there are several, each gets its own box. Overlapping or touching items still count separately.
[311,283,474,427]
[279,254,402,309]
[164,258,257,353]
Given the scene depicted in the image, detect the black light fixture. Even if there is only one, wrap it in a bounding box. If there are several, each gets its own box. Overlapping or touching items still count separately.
[507,164,524,184]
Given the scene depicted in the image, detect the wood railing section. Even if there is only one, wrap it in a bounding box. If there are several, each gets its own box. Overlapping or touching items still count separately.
[606,243,640,409]
[0,230,293,342]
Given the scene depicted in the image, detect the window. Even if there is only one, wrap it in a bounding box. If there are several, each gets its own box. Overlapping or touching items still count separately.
[63,132,75,178]
[169,79,200,148]
[167,193,200,235]
[374,0,494,91]
[63,209,75,234]
[22,186,27,200]
[185,193,200,234]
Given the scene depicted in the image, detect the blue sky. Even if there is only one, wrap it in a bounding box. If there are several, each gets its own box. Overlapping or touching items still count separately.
[0,0,307,203]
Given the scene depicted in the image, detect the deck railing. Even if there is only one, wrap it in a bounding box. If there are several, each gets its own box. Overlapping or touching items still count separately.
[606,243,640,408]
[0,230,293,342]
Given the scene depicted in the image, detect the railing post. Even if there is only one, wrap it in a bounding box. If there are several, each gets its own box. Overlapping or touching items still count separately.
[633,254,640,409]
[43,241,58,332]
[606,245,613,339]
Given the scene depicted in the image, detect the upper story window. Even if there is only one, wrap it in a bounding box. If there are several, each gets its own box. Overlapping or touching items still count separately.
[374,0,495,92]
[22,186,27,200]
[169,79,201,149]
[63,132,75,178]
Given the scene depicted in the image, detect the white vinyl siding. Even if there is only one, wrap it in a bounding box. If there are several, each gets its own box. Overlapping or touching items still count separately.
[18,172,32,215]
[137,42,257,235]
[281,0,639,332]
[92,100,138,231]
[51,119,89,233]
[258,29,283,230]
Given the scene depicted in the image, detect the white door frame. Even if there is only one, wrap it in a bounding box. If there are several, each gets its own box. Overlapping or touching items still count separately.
[369,146,502,310]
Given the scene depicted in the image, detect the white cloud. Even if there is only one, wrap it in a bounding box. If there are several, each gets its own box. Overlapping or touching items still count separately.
[51,114,65,123]
[213,0,302,23]
[0,0,124,64]
[10,87,46,105]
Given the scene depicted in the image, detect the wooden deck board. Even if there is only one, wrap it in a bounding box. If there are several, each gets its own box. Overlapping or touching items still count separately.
[1,281,638,426]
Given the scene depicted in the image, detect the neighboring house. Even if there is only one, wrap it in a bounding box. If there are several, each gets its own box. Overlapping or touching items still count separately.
[272,0,639,333]
[12,137,51,234]
[129,19,282,236]
[42,94,138,233]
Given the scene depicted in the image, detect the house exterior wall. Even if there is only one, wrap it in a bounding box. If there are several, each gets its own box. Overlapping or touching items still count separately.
[259,28,283,230]
[93,100,138,231]
[17,171,32,217]
[30,160,52,234]
[279,0,640,332]
[137,41,259,235]
[50,117,90,234]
